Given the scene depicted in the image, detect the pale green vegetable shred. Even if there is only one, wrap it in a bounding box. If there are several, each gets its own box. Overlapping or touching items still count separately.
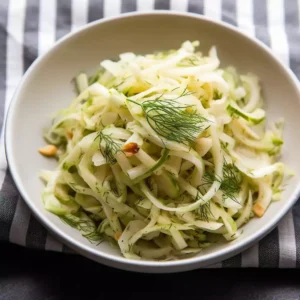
[40,41,292,261]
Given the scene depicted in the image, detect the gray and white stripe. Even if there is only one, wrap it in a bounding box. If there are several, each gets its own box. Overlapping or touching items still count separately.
[268,0,297,268]
[9,0,38,248]
[137,0,154,11]
[0,0,300,268]
[235,0,258,268]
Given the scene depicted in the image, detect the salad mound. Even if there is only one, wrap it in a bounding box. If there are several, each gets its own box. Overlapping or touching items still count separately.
[38,41,291,260]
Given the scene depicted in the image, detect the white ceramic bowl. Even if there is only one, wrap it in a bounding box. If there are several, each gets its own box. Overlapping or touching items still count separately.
[5,11,300,273]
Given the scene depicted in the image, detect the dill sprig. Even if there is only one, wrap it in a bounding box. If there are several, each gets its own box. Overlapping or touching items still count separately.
[60,214,103,244]
[220,141,230,155]
[96,131,122,164]
[197,202,213,222]
[193,187,213,222]
[202,160,242,203]
[128,89,209,145]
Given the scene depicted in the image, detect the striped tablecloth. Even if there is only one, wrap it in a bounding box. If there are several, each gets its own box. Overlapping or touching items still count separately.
[1,0,300,268]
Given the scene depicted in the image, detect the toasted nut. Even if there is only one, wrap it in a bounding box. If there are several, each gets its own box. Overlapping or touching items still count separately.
[38,145,57,157]
[253,203,265,217]
[124,152,134,157]
[114,232,122,241]
[66,130,73,140]
[186,106,195,114]
[121,142,139,157]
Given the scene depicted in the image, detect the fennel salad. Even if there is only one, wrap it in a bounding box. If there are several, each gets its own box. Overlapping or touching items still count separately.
[39,41,291,260]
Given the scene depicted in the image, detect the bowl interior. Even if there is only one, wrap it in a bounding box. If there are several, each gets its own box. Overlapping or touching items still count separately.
[6,12,300,272]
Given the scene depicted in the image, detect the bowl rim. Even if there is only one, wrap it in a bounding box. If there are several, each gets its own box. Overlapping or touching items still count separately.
[5,10,300,271]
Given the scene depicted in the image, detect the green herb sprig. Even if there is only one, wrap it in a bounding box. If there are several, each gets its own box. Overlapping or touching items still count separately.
[96,131,122,164]
[202,161,242,203]
[197,202,213,222]
[128,89,209,145]
[60,214,103,244]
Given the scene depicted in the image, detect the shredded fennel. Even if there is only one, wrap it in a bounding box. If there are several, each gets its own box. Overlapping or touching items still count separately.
[39,41,291,261]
